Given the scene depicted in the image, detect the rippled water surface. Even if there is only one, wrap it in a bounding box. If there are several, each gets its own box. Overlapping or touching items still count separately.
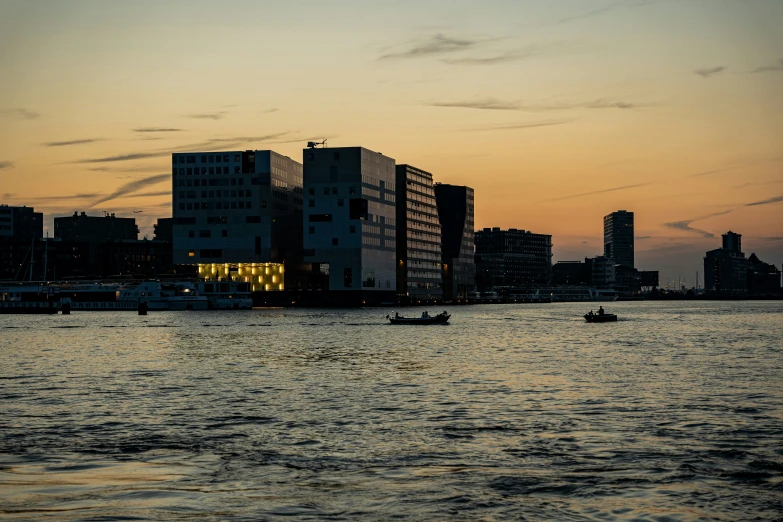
[1,302,782,520]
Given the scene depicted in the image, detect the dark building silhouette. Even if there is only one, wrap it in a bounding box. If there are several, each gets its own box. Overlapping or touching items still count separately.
[96,240,173,278]
[704,231,747,294]
[590,255,616,288]
[614,264,641,296]
[475,227,552,289]
[395,165,442,300]
[154,218,173,242]
[552,260,591,286]
[55,212,138,242]
[604,210,634,268]
[434,184,475,300]
[0,205,43,240]
[639,270,659,289]
[747,253,781,295]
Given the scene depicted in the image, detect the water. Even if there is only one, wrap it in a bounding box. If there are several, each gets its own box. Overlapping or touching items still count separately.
[1,301,782,520]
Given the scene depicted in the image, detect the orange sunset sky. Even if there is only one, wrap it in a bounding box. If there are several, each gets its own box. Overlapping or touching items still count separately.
[0,0,781,285]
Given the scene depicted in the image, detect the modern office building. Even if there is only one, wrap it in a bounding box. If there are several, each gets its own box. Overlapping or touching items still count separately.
[590,256,616,288]
[0,205,43,240]
[604,210,634,268]
[475,227,552,289]
[552,260,591,286]
[434,184,475,300]
[171,150,303,292]
[54,212,138,242]
[704,231,747,294]
[395,165,442,300]
[302,146,397,304]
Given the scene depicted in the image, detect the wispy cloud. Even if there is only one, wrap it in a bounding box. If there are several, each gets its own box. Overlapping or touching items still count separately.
[89,174,170,208]
[751,58,783,74]
[694,66,725,78]
[75,151,170,164]
[88,165,166,173]
[733,179,783,189]
[557,0,661,24]
[0,108,40,120]
[74,131,296,164]
[133,127,184,133]
[691,156,783,177]
[7,192,102,202]
[2,193,15,199]
[0,161,15,170]
[461,119,574,132]
[262,108,279,113]
[542,183,650,202]
[186,112,228,120]
[379,33,487,60]
[442,42,571,65]
[43,138,103,147]
[123,190,171,198]
[745,195,783,207]
[663,210,735,238]
[664,219,716,238]
[429,97,649,112]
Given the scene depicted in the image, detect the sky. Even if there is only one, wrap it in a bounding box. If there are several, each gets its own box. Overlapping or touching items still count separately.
[0,0,781,286]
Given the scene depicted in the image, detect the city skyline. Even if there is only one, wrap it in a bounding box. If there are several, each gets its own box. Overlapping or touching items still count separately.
[1,0,781,285]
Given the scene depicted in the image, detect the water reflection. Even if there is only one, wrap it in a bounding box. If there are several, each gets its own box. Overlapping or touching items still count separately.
[1,302,782,520]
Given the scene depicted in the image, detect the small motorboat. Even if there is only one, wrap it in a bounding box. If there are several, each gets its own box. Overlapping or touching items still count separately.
[584,313,617,323]
[387,312,450,325]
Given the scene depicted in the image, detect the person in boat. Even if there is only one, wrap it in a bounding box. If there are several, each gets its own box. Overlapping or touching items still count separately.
[588,310,594,316]
[598,306,605,316]
[421,311,430,318]
[395,312,400,318]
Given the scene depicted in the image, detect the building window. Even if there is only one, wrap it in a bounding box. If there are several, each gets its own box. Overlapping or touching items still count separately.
[247,201,252,209]
[309,199,315,207]
[324,187,330,195]
[350,225,356,233]
[199,230,211,238]
[308,187,314,195]
[261,201,267,208]
[216,155,222,163]
[188,251,195,257]
[188,230,194,238]
[209,167,215,175]
[179,203,185,210]
[331,187,338,195]
[224,155,229,162]
[201,155,207,163]
[309,226,315,234]
[239,201,245,209]
[332,238,338,246]
[344,268,352,287]
[234,154,240,162]
[222,230,228,237]
[338,199,344,207]
[349,186,356,195]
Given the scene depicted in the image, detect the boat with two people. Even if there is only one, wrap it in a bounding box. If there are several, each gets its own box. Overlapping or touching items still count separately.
[387,310,451,325]
[584,306,617,323]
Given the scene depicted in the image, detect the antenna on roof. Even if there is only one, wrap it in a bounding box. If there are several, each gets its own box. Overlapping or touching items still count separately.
[307,139,327,149]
